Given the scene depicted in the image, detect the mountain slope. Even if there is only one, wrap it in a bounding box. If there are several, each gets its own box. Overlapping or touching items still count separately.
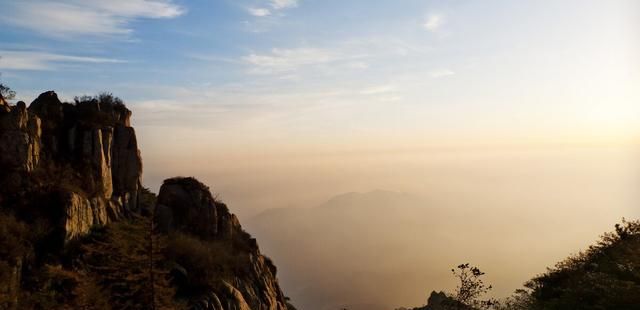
[0,91,289,310]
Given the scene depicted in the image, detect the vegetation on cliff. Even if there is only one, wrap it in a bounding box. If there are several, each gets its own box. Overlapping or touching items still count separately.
[404,219,640,310]
[524,219,640,309]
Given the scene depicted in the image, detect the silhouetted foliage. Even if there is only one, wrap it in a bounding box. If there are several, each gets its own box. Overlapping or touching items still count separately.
[139,186,158,215]
[444,264,497,310]
[164,232,247,296]
[0,70,16,100]
[492,290,534,310]
[74,92,126,110]
[403,264,498,310]
[0,83,15,100]
[0,211,32,260]
[73,92,130,126]
[0,211,111,309]
[0,211,32,309]
[523,219,640,310]
[451,264,496,308]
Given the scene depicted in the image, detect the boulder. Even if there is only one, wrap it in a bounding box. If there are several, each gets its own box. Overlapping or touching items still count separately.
[155,177,288,310]
[155,177,224,238]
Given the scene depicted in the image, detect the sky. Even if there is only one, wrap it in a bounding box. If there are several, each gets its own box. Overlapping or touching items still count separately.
[1,1,639,307]
[1,0,638,151]
[2,0,637,209]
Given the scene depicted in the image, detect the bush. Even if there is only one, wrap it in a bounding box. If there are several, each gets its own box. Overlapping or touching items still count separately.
[165,232,247,294]
[524,219,640,309]
[81,215,179,309]
[73,92,130,126]
[0,82,16,100]
[0,211,32,261]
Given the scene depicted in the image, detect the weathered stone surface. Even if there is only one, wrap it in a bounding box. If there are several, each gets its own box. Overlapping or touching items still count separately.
[63,192,96,241]
[155,177,288,310]
[219,281,252,310]
[0,101,41,172]
[156,177,221,238]
[0,91,142,242]
[61,192,128,241]
[112,125,142,210]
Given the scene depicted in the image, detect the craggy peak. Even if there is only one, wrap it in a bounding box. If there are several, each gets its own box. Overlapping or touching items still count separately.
[0,91,288,310]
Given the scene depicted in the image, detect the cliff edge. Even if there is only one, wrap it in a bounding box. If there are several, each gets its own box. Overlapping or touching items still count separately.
[0,91,290,310]
[0,91,142,242]
[156,177,288,310]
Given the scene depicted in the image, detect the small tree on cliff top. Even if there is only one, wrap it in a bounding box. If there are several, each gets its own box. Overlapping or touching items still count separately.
[0,61,16,100]
[0,84,15,100]
[449,263,498,310]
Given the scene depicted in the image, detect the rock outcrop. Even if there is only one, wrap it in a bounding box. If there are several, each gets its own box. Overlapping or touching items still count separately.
[410,291,473,310]
[0,91,143,243]
[156,177,289,310]
[1,91,290,310]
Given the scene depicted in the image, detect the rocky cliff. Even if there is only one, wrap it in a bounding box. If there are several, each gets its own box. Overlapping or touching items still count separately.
[0,91,142,242]
[0,91,290,310]
[156,177,288,310]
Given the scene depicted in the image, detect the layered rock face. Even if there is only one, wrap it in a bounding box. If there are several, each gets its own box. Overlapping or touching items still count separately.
[0,91,143,241]
[156,177,289,310]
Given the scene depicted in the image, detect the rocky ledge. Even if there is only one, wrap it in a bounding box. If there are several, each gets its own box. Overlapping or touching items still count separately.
[0,91,143,242]
[156,177,288,310]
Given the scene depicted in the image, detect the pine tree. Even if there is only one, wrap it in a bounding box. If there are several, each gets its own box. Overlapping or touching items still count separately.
[81,215,180,309]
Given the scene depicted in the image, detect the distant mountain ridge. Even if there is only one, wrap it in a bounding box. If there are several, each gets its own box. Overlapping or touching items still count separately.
[247,190,441,310]
[253,190,423,219]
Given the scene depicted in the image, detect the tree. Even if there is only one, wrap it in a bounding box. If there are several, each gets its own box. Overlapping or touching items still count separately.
[0,64,16,100]
[0,83,15,100]
[448,263,498,310]
[81,215,180,309]
[523,219,640,310]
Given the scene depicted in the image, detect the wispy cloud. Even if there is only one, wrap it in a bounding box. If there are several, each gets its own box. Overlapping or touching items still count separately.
[270,0,298,10]
[423,14,445,32]
[248,7,271,17]
[2,0,185,39]
[348,62,370,70]
[245,0,298,20]
[243,48,338,74]
[429,69,455,78]
[0,50,124,70]
[359,85,397,95]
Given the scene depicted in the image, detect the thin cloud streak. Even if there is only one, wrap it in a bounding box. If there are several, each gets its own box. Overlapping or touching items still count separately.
[2,0,185,39]
[429,69,455,78]
[270,0,298,10]
[243,48,338,74]
[248,7,272,17]
[0,50,125,71]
